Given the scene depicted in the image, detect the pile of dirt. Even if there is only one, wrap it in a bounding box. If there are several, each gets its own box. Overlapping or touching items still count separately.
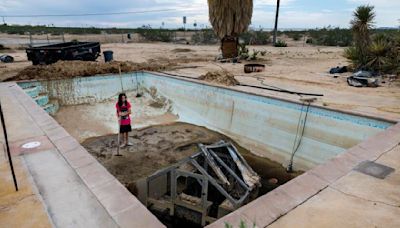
[199,70,239,86]
[6,59,177,81]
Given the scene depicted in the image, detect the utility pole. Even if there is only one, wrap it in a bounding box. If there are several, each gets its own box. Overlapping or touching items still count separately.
[273,0,281,45]
[183,16,187,40]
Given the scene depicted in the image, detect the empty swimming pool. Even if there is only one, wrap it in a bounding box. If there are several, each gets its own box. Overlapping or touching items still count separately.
[17,71,394,227]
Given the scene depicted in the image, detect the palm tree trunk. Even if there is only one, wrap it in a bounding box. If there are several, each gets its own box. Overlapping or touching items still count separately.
[273,0,281,45]
[221,36,238,58]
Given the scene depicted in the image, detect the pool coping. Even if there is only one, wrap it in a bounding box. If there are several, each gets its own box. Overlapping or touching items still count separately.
[8,72,400,227]
[3,82,165,228]
[206,121,400,227]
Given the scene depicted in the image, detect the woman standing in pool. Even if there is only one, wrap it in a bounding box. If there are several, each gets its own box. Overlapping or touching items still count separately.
[116,93,133,147]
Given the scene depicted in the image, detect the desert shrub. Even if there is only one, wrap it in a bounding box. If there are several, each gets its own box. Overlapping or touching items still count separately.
[238,43,266,60]
[274,40,287,47]
[191,29,218,44]
[136,28,174,42]
[307,27,352,46]
[345,5,399,75]
[367,33,399,74]
[239,30,270,45]
[284,32,303,41]
[292,33,302,41]
[238,43,250,59]
[0,44,9,50]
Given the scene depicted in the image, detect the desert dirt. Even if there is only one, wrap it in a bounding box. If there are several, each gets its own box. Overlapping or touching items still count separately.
[81,122,301,196]
[0,37,399,120]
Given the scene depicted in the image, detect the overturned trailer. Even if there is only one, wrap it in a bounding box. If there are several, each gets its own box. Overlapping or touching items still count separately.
[136,141,261,226]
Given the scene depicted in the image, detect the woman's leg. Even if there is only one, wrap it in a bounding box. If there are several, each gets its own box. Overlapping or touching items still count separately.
[124,132,128,145]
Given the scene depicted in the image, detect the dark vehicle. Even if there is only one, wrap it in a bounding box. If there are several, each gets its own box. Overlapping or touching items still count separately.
[26,41,101,65]
[0,55,14,63]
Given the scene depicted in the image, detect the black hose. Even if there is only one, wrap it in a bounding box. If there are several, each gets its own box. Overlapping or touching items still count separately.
[287,102,311,172]
[238,83,324,97]
[135,72,142,97]
[158,71,324,97]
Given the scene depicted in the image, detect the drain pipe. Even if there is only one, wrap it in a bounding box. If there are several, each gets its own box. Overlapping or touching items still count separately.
[287,97,316,173]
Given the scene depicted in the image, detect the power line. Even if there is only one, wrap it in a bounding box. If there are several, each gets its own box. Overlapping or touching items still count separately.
[0,9,178,18]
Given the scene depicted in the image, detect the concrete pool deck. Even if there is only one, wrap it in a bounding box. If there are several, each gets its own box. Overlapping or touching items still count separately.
[1,79,399,228]
[208,126,400,227]
[0,82,164,228]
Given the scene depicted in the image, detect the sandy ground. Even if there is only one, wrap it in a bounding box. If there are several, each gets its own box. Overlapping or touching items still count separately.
[1,40,399,120]
[81,122,301,197]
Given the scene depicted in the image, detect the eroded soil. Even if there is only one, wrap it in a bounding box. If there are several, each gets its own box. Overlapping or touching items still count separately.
[82,122,302,196]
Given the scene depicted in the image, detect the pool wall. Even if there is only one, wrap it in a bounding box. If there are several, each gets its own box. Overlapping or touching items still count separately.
[18,73,144,105]
[18,72,393,170]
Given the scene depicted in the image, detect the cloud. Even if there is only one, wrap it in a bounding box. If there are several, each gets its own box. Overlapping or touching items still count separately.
[1,0,398,28]
[347,0,400,8]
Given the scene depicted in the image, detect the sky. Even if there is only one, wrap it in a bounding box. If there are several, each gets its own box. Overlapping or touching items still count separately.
[0,0,399,29]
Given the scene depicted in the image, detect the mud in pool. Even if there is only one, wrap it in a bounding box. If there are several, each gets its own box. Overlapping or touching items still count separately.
[82,122,302,198]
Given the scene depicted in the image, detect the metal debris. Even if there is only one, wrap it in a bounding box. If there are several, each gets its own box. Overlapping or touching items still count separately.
[143,140,261,226]
[347,71,380,87]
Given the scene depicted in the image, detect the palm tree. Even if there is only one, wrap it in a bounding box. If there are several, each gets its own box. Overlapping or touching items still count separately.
[207,0,253,58]
[350,5,375,66]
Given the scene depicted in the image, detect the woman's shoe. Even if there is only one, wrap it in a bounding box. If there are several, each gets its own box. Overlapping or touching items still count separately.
[126,142,133,146]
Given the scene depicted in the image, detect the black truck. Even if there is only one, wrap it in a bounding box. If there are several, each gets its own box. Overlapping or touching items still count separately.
[26,41,101,65]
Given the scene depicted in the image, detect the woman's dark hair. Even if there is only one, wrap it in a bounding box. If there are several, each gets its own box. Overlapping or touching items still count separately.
[118,93,127,107]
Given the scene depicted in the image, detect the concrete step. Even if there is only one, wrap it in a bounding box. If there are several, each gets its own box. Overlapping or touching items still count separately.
[34,95,49,107]
[23,86,40,98]
[18,82,42,90]
[43,102,59,116]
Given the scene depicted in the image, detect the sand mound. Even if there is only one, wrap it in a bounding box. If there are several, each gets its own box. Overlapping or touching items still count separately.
[7,60,177,81]
[199,70,239,86]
